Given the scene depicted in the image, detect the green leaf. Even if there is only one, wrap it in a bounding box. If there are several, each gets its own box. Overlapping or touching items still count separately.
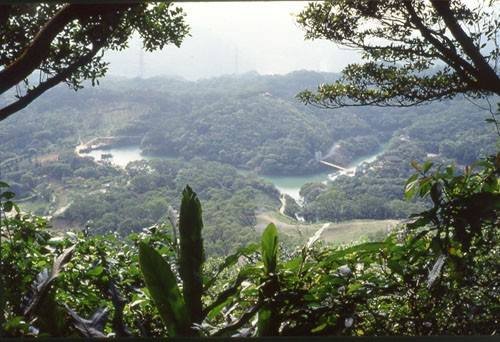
[323,241,386,264]
[347,282,363,294]
[258,225,281,336]
[178,185,204,325]
[404,174,419,200]
[311,322,328,333]
[203,273,248,320]
[387,259,404,274]
[129,299,146,308]
[257,307,272,335]
[206,297,231,320]
[138,242,190,336]
[410,160,421,172]
[87,266,104,277]
[422,161,433,173]
[3,201,13,212]
[261,224,278,275]
[430,237,441,254]
[1,191,15,199]
[4,316,28,331]
[418,177,432,197]
[444,166,455,178]
[204,243,258,290]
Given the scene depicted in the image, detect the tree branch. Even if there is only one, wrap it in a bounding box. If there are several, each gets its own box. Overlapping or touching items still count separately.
[430,0,500,94]
[0,4,79,94]
[403,1,478,85]
[0,4,134,95]
[300,78,472,109]
[213,302,262,337]
[0,42,102,121]
[0,5,11,29]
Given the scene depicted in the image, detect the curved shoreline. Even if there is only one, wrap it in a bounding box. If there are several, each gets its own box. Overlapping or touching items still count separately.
[75,141,387,212]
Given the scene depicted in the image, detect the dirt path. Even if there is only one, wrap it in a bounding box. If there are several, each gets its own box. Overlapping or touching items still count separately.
[256,211,400,244]
[47,181,71,217]
[278,195,286,215]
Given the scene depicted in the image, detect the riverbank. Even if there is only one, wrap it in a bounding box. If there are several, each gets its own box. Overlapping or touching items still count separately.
[74,141,397,243]
[77,138,388,201]
[75,141,389,219]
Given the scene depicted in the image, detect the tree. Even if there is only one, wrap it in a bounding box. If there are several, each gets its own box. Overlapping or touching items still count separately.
[0,2,189,121]
[297,0,499,108]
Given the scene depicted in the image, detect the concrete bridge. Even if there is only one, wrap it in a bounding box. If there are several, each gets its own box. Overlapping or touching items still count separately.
[319,160,348,171]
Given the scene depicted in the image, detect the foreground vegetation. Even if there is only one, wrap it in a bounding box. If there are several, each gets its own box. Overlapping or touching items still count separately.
[2,153,498,337]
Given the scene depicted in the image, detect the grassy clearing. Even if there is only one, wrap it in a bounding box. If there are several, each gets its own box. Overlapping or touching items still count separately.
[17,200,50,216]
[256,211,400,245]
[320,219,400,245]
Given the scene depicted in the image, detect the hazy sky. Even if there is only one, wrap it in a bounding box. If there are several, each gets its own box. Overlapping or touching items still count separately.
[104,1,361,80]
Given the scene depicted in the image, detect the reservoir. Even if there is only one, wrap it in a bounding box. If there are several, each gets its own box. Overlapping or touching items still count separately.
[79,145,385,201]
[261,147,384,201]
[79,146,154,168]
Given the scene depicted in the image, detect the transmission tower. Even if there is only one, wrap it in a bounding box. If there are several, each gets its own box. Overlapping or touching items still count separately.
[139,47,144,78]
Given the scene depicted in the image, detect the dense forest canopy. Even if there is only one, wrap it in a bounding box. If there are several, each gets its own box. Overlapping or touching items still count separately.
[1,0,499,339]
[0,71,497,253]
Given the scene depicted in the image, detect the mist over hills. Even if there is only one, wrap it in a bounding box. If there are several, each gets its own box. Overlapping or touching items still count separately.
[103,2,361,80]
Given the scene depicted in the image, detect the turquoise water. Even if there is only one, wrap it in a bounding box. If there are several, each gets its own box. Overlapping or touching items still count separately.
[261,172,331,200]
[261,146,387,200]
[81,145,385,201]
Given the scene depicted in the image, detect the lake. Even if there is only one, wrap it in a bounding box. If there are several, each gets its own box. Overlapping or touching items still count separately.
[79,146,154,168]
[79,145,385,201]
[261,147,385,201]
[261,172,330,201]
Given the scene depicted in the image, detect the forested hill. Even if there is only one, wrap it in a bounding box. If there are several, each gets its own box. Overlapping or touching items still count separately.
[99,70,340,99]
[2,70,496,176]
[0,71,497,254]
[106,71,342,175]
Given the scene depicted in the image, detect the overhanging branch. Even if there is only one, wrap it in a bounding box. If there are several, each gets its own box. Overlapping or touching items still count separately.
[0,43,102,121]
[0,4,134,95]
[0,5,11,28]
[403,1,478,85]
[299,77,473,109]
[430,0,500,94]
[0,4,79,94]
